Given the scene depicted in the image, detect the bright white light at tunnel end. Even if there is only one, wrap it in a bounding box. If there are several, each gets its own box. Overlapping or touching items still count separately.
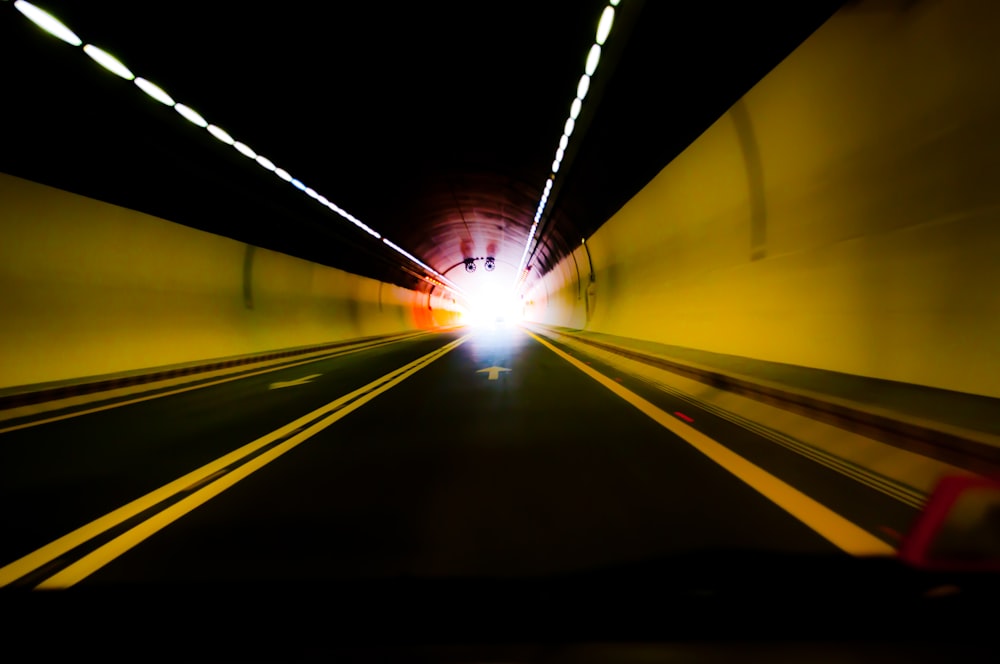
[460,292,524,329]
[455,271,524,328]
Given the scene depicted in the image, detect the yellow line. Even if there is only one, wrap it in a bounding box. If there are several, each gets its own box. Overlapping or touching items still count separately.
[526,331,895,557]
[0,333,429,435]
[0,335,467,588]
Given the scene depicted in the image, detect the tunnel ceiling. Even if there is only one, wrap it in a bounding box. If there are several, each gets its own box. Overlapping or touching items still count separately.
[1,0,844,297]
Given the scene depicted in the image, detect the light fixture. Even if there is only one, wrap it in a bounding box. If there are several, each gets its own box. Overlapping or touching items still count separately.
[8,0,468,299]
[134,77,174,106]
[596,6,615,46]
[13,1,82,46]
[514,3,618,289]
[174,103,208,128]
[83,44,134,80]
[207,124,234,145]
[484,257,496,272]
[464,259,477,273]
[233,141,256,159]
[585,44,601,76]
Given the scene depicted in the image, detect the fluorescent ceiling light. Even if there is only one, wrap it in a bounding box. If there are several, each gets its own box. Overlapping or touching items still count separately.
[207,124,234,145]
[585,44,601,76]
[233,142,256,159]
[83,44,134,80]
[10,1,452,294]
[564,117,575,137]
[14,1,81,46]
[134,77,174,106]
[175,103,208,127]
[596,7,615,45]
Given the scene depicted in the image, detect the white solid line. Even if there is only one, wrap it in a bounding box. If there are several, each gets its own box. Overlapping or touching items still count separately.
[0,333,430,434]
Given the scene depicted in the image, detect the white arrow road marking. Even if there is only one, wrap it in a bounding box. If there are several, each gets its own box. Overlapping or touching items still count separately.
[476,366,511,380]
[269,373,322,389]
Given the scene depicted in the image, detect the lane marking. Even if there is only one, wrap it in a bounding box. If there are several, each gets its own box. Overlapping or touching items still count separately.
[476,366,512,380]
[527,331,895,557]
[629,372,927,509]
[674,411,694,423]
[533,326,929,509]
[268,373,322,389]
[0,333,434,434]
[0,335,469,588]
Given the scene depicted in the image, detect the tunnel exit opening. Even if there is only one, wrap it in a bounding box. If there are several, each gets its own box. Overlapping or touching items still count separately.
[459,274,523,327]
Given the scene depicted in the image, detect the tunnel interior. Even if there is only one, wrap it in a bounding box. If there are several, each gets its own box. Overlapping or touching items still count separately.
[1,0,1000,652]
[0,0,846,300]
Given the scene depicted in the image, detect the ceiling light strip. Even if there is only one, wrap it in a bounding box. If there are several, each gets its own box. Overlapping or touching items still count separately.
[10,0,453,294]
[513,1,618,289]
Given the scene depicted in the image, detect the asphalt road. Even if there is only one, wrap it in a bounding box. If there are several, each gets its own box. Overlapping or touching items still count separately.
[0,324,921,592]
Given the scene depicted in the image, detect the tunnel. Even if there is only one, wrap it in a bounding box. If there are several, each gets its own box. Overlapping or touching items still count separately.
[1,0,999,658]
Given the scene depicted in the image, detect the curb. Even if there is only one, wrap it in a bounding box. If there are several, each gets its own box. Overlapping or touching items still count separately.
[535,326,1000,476]
[0,331,430,412]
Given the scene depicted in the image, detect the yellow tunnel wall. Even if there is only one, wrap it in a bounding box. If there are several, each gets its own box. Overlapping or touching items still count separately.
[525,0,1000,399]
[0,172,459,390]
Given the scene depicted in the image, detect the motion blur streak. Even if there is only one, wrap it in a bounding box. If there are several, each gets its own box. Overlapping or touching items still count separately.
[4,336,468,588]
[528,332,896,557]
[0,0,997,606]
[524,0,1000,400]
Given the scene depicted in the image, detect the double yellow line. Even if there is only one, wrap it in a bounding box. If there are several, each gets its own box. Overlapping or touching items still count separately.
[0,334,468,589]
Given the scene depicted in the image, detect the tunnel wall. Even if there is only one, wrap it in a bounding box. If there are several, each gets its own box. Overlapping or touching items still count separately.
[525,0,1000,399]
[523,244,591,330]
[0,172,459,390]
